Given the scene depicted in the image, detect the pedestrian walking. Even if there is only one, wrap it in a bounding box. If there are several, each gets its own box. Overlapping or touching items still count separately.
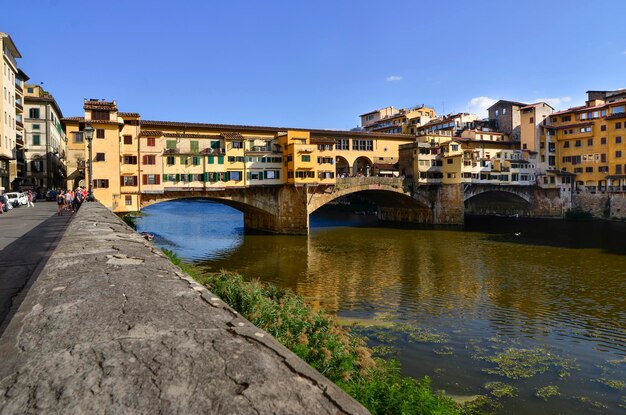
[27,190,34,208]
[57,191,65,216]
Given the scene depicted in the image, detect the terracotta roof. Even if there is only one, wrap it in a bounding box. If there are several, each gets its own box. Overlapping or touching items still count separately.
[139,130,163,137]
[605,112,626,120]
[140,119,414,139]
[221,132,245,141]
[520,102,555,110]
[553,122,594,130]
[606,174,626,179]
[164,133,221,139]
[24,95,64,119]
[310,137,336,144]
[83,100,117,111]
[555,170,576,177]
[373,163,398,170]
[487,100,529,110]
[119,112,140,118]
[61,116,120,125]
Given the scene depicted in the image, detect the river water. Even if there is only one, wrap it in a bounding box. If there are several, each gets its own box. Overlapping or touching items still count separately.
[136,199,626,414]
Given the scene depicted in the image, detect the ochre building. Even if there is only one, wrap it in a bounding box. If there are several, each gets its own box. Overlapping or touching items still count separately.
[63,100,415,212]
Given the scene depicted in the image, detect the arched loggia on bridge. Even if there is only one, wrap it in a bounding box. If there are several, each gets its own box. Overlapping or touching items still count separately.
[353,156,373,176]
[335,156,350,177]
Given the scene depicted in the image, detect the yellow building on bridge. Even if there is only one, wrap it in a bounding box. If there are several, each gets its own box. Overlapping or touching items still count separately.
[63,100,415,212]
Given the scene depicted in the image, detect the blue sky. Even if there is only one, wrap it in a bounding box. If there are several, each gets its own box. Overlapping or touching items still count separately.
[2,0,625,129]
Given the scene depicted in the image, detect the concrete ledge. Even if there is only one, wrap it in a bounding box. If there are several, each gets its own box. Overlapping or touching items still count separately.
[0,202,368,414]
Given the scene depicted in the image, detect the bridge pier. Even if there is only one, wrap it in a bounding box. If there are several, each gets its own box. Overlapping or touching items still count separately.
[244,186,309,235]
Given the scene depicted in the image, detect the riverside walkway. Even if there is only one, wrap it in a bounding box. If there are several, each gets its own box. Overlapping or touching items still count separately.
[0,202,367,414]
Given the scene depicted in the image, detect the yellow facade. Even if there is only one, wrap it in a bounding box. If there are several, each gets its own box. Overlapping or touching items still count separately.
[62,100,415,213]
[545,98,626,191]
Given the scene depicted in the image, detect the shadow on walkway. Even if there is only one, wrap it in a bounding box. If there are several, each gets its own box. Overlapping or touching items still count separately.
[0,213,72,335]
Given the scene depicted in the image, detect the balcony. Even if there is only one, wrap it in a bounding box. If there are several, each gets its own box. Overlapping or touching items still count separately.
[15,83,22,93]
[296,145,316,153]
[15,102,23,111]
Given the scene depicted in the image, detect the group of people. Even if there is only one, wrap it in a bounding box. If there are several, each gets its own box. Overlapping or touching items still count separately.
[56,188,87,216]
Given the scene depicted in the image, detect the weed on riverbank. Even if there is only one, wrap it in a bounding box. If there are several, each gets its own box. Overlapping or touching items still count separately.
[162,249,466,415]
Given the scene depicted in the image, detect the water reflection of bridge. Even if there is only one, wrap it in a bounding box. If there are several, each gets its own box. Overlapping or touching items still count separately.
[141,177,564,234]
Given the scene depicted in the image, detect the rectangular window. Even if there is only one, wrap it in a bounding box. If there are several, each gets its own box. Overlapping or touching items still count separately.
[29,108,40,118]
[143,155,156,165]
[208,155,214,164]
[123,155,137,164]
[585,167,593,173]
[218,155,224,164]
[601,125,607,131]
[617,122,623,129]
[601,153,607,162]
[617,151,623,158]
[93,179,109,188]
[617,165,623,174]
[123,135,132,145]
[32,134,40,145]
[96,153,105,161]
[121,176,137,186]
[613,105,625,114]
[125,196,132,206]
[147,137,156,146]
[190,141,199,153]
[91,110,110,121]
[336,139,349,150]
[617,136,622,144]
[564,142,570,148]
[192,156,201,166]
[166,140,177,149]
[96,129,105,139]
[232,141,243,149]
[352,139,373,151]
[301,155,311,162]
[180,155,189,165]
[73,132,84,143]
[32,124,40,130]
[166,156,175,165]
[230,171,242,181]
[575,140,581,147]
[142,174,161,185]
[529,117,534,123]
[587,138,593,146]
[211,140,221,149]
[601,137,607,144]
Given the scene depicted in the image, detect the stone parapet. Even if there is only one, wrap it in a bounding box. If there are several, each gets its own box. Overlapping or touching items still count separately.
[0,202,368,414]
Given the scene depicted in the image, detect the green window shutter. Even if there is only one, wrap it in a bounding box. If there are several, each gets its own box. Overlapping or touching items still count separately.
[263,170,268,179]
[211,140,220,149]
[188,174,193,182]
[33,135,40,145]
[208,155,214,164]
[218,156,224,164]
[224,172,230,181]
[166,140,176,149]
[175,174,180,182]
[276,170,280,179]
[190,141,199,153]
[247,172,251,180]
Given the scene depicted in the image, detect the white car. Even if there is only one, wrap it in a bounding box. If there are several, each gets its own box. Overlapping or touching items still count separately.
[5,192,27,206]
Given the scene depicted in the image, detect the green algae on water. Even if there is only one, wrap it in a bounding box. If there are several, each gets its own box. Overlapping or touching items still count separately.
[481,347,578,379]
[593,378,626,390]
[434,346,455,356]
[483,381,518,398]
[535,385,559,400]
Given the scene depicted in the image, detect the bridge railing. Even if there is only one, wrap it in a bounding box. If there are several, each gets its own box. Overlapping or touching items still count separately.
[335,176,411,192]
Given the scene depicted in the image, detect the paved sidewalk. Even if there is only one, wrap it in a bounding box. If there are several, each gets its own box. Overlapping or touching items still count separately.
[0,202,72,332]
[0,203,368,414]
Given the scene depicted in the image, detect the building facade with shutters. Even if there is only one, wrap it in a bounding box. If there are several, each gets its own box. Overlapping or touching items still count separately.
[23,84,66,192]
[63,99,415,213]
[0,33,22,192]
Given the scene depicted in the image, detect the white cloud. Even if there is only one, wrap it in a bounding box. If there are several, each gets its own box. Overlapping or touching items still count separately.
[534,96,572,109]
[386,75,402,82]
[467,96,497,118]
[622,50,626,55]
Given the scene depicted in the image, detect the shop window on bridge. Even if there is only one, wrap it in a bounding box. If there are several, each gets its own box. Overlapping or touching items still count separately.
[190,141,199,153]
[123,155,137,164]
[142,174,160,185]
[93,179,109,188]
[121,176,137,186]
[295,171,315,179]
[318,171,335,179]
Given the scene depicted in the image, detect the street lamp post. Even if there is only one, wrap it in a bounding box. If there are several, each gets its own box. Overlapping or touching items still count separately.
[84,123,95,201]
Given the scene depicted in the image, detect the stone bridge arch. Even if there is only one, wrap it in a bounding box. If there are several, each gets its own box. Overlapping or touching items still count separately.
[463,185,532,204]
[307,177,430,214]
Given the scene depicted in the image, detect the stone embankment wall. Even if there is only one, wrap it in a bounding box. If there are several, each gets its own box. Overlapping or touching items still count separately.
[0,203,368,414]
[573,191,626,220]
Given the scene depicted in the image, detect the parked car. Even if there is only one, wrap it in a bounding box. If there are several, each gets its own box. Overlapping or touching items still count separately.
[46,190,58,201]
[5,192,23,208]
